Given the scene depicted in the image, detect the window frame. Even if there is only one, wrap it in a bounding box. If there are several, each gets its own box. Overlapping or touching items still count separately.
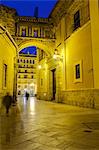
[74,60,82,83]
[2,63,7,89]
[74,10,80,31]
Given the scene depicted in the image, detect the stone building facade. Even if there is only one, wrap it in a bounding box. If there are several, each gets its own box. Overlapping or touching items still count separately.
[0,24,17,107]
[47,0,99,109]
[0,4,17,35]
[17,54,37,96]
[0,0,99,109]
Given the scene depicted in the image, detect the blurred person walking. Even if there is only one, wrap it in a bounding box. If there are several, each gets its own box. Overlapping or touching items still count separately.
[2,92,13,116]
[25,91,29,100]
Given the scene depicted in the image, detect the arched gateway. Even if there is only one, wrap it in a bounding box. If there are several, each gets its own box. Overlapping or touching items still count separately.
[12,15,56,98]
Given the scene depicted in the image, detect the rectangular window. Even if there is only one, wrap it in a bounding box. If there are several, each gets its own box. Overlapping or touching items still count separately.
[17,59,19,63]
[74,60,82,83]
[74,10,80,31]
[75,64,80,79]
[22,28,26,36]
[34,29,38,37]
[3,64,7,87]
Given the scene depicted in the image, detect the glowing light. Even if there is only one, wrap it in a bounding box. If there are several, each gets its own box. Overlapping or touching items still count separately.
[53,49,63,61]
[38,65,41,69]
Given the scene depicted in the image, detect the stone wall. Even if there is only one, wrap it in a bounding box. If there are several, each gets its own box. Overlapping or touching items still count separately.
[37,92,50,101]
[61,89,99,109]
[0,25,17,108]
[0,4,17,36]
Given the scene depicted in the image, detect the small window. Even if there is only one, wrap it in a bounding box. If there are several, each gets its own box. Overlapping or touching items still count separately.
[74,60,82,83]
[30,60,31,63]
[22,28,26,36]
[3,64,7,87]
[31,75,33,79]
[74,10,80,31]
[33,60,35,64]
[34,29,38,37]
[17,59,19,63]
[24,75,27,78]
[27,60,28,63]
[75,64,80,79]
[24,60,25,63]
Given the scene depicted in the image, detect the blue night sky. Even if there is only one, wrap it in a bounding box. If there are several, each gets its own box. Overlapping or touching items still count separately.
[0,0,57,18]
[19,46,37,55]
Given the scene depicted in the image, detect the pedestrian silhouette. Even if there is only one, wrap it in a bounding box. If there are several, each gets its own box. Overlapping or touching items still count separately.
[2,92,13,116]
[25,92,29,100]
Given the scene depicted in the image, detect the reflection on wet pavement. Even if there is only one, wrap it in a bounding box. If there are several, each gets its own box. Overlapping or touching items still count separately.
[0,96,99,150]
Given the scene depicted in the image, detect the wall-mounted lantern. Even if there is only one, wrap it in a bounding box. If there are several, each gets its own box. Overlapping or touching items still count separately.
[53,49,63,61]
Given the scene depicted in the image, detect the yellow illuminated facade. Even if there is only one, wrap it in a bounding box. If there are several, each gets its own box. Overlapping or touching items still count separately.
[0,24,17,107]
[17,54,37,96]
[0,0,99,109]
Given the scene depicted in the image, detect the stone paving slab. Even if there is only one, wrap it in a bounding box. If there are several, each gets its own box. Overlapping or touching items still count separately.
[0,97,99,149]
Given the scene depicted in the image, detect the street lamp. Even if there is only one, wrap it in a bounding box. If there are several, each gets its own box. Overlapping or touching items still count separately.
[38,64,41,69]
[53,49,63,61]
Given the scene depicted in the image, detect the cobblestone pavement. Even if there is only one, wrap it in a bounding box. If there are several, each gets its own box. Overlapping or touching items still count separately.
[0,97,99,150]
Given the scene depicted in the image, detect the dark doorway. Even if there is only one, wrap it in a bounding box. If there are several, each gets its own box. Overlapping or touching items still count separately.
[51,69,56,100]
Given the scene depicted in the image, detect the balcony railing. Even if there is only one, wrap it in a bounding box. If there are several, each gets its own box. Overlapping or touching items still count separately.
[14,34,56,40]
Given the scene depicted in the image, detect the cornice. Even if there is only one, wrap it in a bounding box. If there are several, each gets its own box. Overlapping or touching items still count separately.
[49,0,74,27]
[16,16,50,24]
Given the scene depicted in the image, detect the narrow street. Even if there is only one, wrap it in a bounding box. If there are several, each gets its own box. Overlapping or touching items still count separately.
[0,97,99,150]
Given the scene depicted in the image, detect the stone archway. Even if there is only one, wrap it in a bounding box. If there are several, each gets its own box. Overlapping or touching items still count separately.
[16,38,55,99]
[17,39,55,57]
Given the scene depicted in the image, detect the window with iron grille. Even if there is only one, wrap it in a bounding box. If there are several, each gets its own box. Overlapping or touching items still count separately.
[74,10,80,31]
